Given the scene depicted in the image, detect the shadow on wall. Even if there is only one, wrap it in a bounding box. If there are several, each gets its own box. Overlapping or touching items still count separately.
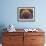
[0,24,7,43]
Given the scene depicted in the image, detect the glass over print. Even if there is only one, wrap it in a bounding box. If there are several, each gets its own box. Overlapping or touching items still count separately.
[17,7,35,22]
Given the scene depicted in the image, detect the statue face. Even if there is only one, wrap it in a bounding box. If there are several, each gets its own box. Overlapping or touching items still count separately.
[20,9,33,19]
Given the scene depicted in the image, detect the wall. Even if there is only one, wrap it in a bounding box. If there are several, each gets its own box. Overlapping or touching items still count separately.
[0,0,46,29]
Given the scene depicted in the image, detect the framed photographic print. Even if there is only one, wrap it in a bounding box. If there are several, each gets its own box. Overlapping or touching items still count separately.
[17,7,35,22]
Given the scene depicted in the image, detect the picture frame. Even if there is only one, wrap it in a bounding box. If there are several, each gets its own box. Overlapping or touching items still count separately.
[17,7,35,22]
